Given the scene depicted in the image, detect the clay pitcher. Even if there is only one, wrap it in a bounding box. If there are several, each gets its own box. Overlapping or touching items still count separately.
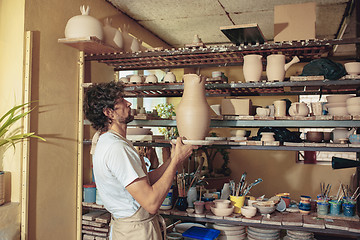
[266,54,300,82]
[243,54,263,82]
[289,102,309,117]
[176,74,210,140]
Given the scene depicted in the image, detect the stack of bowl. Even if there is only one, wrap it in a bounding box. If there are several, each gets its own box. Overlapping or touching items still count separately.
[325,95,352,116]
[346,97,360,116]
[247,227,280,240]
[284,230,314,240]
[206,223,246,240]
[210,199,234,217]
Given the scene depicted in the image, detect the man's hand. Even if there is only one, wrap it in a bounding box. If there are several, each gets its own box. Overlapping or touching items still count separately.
[171,137,199,166]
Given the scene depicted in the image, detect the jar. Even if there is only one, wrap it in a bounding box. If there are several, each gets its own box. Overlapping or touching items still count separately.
[83,183,96,203]
[194,201,205,214]
[329,200,341,215]
[317,201,329,215]
[175,196,188,211]
[343,201,356,217]
[160,188,173,210]
[298,195,311,214]
[187,187,197,208]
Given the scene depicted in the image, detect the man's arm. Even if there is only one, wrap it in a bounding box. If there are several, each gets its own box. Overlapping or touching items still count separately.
[126,138,197,214]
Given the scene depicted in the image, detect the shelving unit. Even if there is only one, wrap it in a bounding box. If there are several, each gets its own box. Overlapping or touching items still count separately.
[60,36,360,240]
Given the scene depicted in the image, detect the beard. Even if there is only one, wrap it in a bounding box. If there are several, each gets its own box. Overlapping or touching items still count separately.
[125,114,134,124]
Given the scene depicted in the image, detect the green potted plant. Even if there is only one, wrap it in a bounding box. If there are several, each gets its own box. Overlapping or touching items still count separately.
[0,102,45,205]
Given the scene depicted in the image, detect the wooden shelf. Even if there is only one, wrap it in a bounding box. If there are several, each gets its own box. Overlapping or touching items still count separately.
[60,37,360,70]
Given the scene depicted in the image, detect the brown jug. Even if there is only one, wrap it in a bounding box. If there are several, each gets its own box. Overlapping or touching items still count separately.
[176,74,210,140]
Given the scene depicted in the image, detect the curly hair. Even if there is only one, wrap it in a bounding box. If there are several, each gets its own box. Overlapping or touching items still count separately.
[83,81,125,132]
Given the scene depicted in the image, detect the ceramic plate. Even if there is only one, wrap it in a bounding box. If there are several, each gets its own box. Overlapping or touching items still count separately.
[207,223,245,231]
[174,222,205,233]
[205,136,227,141]
[171,139,214,145]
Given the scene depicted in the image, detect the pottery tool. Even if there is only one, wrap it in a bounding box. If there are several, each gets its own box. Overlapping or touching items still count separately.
[351,187,359,199]
[335,183,342,200]
[354,191,360,201]
[243,178,263,196]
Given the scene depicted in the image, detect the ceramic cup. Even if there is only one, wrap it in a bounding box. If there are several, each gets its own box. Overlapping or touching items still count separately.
[343,200,356,217]
[329,200,341,215]
[256,107,270,117]
[230,195,245,214]
[317,201,329,215]
[194,201,205,214]
[311,102,323,116]
[274,100,286,117]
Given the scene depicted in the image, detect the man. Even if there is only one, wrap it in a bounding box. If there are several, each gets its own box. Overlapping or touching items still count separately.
[84,81,197,239]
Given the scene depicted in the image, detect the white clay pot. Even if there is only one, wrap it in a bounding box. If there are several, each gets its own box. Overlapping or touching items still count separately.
[65,5,103,40]
[129,74,143,83]
[243,54,263,82]
[261,132,275,142]
[103,18,123,49]
[164,72,176,83]
[176,74,210,140]
[145,74,158,83]
[289,102,309,117]
[266,55,300,82]
[131,38,141,52]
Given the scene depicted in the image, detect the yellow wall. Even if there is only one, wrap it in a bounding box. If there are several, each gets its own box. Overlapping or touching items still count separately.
[169,65,355,201]
[0,0,26,203]
[21,0,169,239]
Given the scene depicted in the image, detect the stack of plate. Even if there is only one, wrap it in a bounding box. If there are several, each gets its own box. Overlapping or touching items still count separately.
[247,227,280,240]
[206,223,246,240]
[284,230,315,240]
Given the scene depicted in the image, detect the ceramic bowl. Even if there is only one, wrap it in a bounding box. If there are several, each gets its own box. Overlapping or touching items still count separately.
[325,102,347,108]
[213,199,231,209]
[347,104,360,116]
[119,77,130,83]
[241,206,257,218]
[210,205,234,217]
[230,129,247,137]
[347,97,360,106]
[306,131,324,143]
[326,94,352,103]
[129,74,143,83]
[326,106,349,116]
[247,199,258,207]
[344,62,360,75]
[254,204,276,215]
[186,208,195,214]
[144,74,158,83]
[255,200,275,207]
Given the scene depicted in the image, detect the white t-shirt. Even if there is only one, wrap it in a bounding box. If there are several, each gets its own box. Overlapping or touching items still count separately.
[93,132,146,218]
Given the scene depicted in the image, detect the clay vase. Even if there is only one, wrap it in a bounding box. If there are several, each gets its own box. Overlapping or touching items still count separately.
[266,54,300,82]
[243,54,263,82]
[121,24,134,53]
[176,74,210,140]
[102,18,123,50]
[65,5,103,40]
[289,102,309,117]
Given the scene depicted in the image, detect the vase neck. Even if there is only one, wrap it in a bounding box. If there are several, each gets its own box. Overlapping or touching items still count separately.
[182,78,206,98]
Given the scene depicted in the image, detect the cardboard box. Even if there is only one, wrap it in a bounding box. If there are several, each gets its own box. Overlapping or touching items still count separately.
[221,98,252,116]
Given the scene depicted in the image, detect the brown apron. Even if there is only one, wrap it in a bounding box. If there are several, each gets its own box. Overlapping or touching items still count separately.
[107,130,166,240]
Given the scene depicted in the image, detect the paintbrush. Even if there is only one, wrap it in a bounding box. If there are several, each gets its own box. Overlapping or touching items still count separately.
[351,187,359,200]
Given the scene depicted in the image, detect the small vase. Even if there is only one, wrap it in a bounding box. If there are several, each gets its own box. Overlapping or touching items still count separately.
[65,5,103,40]
[175,196,188,211]
[103,18,123,49]
[176,74,210,140]
[187,187,197,208]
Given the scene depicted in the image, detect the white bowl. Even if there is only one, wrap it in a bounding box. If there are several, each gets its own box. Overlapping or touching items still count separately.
[210,205,234,217]
[254,204,276,214]
[347,104,360,115]
[327,106,349,116]
[344,62,360,75]
[326,94,352,103]
[347,97,360,106]
[213,199,231,209]
[129,74,143,83]
[144,74,158,83]
[241,206,257,218]
[230,129,246,137]
[325,102,347,108]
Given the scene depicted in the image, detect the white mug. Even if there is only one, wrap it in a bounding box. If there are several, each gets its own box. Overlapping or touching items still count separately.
[274,100,286,117]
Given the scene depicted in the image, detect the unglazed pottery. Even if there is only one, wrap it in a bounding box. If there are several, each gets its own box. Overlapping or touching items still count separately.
[288,102,309,117]
[103,18,123,49]
[65,5,103,40]
[121,24,134,53]
[306,131,323,143]
[130,37,141,52]
[164,72,176,83]
[311,102,323,116]
[210,205,234,217]
[213,199,231,209]
[326,94,352,103]
[332,127,355,143]
[344,62,360,75]
[243,54,263,82]
[347,96,360,106]
[273,100,286,117]
[129,74,143,83]
[266,55,300,82]
[241,206,257,218]
[145,74,158,83]
[176,74,210,140]
[256,107,270,116]
[261,132,275,142]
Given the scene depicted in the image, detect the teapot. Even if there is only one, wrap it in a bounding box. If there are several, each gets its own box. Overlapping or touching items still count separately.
[331,128,356,143]
[266,54,300,82]
[289,102,309,117]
